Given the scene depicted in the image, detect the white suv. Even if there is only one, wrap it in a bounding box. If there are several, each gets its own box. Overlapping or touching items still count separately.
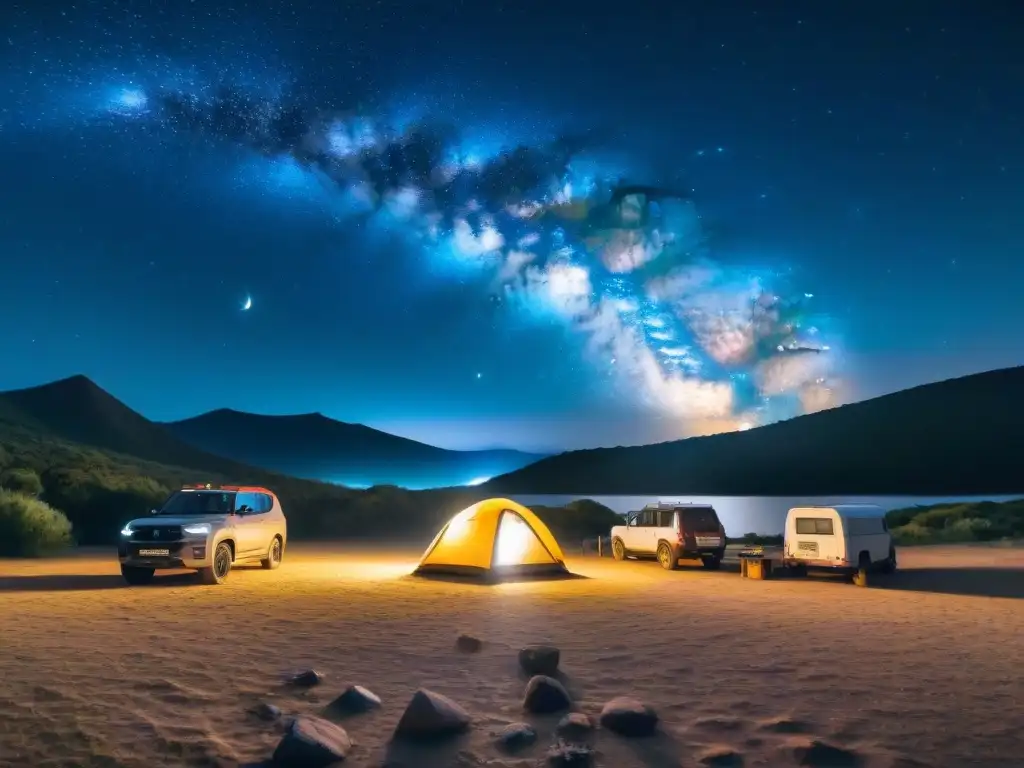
[611,502,727,570]
[117,484,287,585]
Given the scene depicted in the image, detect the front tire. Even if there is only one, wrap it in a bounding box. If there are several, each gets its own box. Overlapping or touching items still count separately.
[657,542,679,570]
[261,536,283,570]
[199,542,233,585]
[611,538,626,561]
[121,565,155,586]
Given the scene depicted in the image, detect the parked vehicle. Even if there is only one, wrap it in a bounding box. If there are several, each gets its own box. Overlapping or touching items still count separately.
[610,502,727,570]
[782,504,896,586]
[117,484,287,585]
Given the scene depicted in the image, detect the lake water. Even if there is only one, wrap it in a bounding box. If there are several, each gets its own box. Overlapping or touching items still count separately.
[511,494,1023,536]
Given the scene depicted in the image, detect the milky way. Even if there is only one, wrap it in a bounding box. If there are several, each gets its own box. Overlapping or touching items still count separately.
[100,80,837,428]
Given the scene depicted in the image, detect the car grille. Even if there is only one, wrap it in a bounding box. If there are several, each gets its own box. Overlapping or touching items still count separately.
[797,541,819,555]
[131,526,183,541]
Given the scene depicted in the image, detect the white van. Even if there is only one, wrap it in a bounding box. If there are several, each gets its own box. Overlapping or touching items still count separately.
[783,505,896,586]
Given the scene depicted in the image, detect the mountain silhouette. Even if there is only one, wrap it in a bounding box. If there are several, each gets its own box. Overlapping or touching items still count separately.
[0,375,263,476]
[484,366,1024,496]
[163,409,547,488]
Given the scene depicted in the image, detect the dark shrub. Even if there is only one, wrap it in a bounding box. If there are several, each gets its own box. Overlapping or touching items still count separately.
[0,489,73,557]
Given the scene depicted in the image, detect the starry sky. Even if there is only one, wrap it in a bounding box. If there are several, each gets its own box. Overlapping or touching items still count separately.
[1,0,1021,453]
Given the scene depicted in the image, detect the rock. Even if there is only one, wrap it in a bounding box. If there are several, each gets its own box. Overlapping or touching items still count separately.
[289,669,324,687]
[599,697,658,737]
[547,740,592,766]
[793,740,864,767]
[251,702,281,721]
[497,722,537,751]
[523,675,571,714]
[393,688,471,741]
[272,716,351,766]
[518,644,560,675]
[701,748,745,766]
[456,633,483,653]
[328,685,381,715]
[556,712,593,738]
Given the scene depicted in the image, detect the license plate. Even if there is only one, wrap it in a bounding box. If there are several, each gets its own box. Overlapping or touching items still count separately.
[138,548,170,557]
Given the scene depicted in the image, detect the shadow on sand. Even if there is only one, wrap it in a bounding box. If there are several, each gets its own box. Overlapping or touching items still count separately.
[405,571,589,586]
[0,572,201,592]
[874,568,1024,599]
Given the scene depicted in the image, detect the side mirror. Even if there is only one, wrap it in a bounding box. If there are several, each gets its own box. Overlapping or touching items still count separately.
[150,508,159,515]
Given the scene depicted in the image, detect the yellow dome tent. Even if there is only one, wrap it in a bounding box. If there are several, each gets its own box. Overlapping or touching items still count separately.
[414,498,568,578]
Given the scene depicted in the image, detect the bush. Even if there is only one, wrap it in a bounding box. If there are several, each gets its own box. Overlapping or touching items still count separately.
[0,467,43,496]
[0,489,73,557]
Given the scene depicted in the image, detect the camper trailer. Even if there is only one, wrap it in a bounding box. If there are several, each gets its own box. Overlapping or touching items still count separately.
[783,504,896,586]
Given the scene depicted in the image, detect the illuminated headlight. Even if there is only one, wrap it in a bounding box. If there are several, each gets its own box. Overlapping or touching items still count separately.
[184,524,211,536]
[120,526,133,537]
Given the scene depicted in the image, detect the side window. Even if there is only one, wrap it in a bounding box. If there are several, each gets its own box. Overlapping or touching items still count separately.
[639,510,656,526]
[657,510,674,528]
[627,513,638,527]
[795,517,834,535]
[256,493,273,514]
[235,492,256,513]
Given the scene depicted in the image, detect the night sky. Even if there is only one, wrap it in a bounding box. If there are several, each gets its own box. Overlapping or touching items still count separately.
[1,1,1021,453]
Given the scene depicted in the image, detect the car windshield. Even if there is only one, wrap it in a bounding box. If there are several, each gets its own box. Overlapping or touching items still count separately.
[678,506,720,530]
[157,491,236,516]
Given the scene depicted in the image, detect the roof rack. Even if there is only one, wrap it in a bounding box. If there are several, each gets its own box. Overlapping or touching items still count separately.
[181,483,276,495]
[641,501,714,509]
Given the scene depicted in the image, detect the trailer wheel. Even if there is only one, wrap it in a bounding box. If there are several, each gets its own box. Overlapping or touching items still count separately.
[851,553,871,587]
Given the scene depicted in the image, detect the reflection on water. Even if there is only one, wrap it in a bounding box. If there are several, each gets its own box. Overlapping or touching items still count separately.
[511,494,1022,536]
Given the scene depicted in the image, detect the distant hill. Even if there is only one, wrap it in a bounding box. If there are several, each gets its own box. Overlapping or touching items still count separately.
[162,409,547,489]
[0,375,611,546]
[0,375,253,476]
[485,367,1024,495]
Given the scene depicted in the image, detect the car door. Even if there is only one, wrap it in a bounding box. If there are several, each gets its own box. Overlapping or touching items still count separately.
[253,492,276,553]
[232,491,263,558]
[634,509,657,553]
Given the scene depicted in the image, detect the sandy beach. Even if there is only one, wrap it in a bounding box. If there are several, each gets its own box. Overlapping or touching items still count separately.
[1,544,1022,767]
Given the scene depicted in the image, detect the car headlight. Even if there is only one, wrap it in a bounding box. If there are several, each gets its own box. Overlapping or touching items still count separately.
[120,526,133,537]
[183,523,211,536]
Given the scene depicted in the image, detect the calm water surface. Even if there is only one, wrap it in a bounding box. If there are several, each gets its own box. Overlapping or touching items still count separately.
[512,494,1022,535]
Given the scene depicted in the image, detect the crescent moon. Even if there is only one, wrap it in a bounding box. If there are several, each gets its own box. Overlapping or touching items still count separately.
[242,295,252,311]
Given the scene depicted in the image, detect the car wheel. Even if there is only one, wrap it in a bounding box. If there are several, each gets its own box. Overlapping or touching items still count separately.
[657,542,679,570]
[199,542,233,585]
[701,555,722,570]
[611,538,626,561]
[880,546,897,574]
[261,536,283,570]
[121,565,155,586]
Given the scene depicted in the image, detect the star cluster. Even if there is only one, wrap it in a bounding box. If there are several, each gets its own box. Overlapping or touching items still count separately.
[81,79,836,426]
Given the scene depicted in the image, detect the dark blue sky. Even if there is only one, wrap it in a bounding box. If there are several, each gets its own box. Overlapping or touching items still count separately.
[1,0,1021,452]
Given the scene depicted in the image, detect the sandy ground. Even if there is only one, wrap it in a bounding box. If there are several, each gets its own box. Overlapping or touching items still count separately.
[2,544,1023,768]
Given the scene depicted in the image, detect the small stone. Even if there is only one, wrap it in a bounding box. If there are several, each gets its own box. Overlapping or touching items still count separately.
[793,740,864,767]
[497,722,537,751]
[393,688,471,741]
[456,634,483,653]
[523,675,571,714]
[272,716,351,767]
[547,740,592,766]
[701,748,745,766]
[518,644,560,676]
[252,702,281,721]
[557,712,593,738]
[289,669,323,687]
[599,696,658,737]
[328,685,381,715]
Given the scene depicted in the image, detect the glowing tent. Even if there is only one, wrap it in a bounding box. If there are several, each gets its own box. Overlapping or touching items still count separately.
[414,498,568,579]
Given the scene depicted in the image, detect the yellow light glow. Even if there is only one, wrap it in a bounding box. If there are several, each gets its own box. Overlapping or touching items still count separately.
[444,508,474,541]
[494,513,531,566]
